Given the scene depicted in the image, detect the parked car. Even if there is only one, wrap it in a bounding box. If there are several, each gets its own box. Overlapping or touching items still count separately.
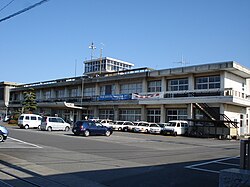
[161,120,189,136]
[134,122,151,133]
[96,119,114,128]
[40,116,70,131]
[72,120,113,137]
[18,114,42,129]
[149,123,165,134]
[112,121,134,131]
[3,115,10,122]
[0,125,8,142]
[127,121,140,132]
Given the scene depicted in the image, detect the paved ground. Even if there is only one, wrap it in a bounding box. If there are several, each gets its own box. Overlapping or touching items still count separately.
[0,122,240,187]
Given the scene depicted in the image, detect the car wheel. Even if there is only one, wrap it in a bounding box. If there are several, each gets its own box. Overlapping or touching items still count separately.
[47,127,52,131]
[173,132,177,136]
[0,135,4,142]
[145,129,149,133]
[84,130,90,137]
[24,125,29,129]
[37,125,41,130]
[105,130,111,137]
[65,126,70,131]
[118,127,122,131]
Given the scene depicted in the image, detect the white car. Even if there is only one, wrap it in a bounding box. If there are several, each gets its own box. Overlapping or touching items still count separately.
[40,116,70,131]
[96,119,114,128]
[149,123,165,134]
[134,122,151,133]
[127,121,140,131]
[18,114,42,129]
[162,120,189,136]
[112,121,134,131]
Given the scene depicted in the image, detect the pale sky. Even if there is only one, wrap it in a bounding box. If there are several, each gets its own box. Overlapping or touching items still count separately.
[1,0,249,83]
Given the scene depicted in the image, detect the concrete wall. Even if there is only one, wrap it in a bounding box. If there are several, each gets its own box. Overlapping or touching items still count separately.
[224,71,245,91]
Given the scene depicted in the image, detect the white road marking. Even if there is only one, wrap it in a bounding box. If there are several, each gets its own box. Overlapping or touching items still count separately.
[7,137,43,148]
[185,156,240,174]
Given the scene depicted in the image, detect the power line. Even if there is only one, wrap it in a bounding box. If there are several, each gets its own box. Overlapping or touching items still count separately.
[0,0,15,13]
[0,0,50,23]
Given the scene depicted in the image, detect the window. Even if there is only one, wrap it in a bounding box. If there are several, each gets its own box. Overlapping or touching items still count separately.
[148,81,161,92]
[100,85,115,95]
[44,91,51,99]
[84,87,95,96]
[119,109,141,121]
[99,109,114,120]
[56,118,64,123]
[167,109,187,121]
[147,109,161,123]
[195,75,220,90]
[70,88,78,97]
[56,90,64,98]
[31,116,36,120]
[120,83,142,94]
[168,78,188,91]
[36,91,41,100]
[25,116,30,120]
[49,118,57,122]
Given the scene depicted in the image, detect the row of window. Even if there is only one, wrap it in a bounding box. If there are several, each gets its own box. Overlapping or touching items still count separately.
[147,75,220,92]
[87,109,189,123]
[10,75,221,100]
[85,60,132,73]
[87,108,215,123]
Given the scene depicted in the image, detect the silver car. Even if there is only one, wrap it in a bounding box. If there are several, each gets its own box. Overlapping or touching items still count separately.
[0,125,9,142]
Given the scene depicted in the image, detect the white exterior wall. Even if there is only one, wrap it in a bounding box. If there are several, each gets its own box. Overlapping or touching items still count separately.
[224,104,246,135]
[224,72,246,91]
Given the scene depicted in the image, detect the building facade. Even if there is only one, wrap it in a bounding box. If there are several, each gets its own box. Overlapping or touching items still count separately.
[1,59,250,137]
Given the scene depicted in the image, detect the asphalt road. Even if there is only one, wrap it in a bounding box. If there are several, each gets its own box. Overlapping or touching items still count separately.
[0,122,240,187]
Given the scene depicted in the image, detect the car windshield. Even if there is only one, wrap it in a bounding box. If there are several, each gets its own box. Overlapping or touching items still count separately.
[167,122,177,127]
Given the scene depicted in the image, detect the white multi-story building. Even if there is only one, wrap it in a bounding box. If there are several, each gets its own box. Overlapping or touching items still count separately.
[84,57,134,75]
[1,59,250,137]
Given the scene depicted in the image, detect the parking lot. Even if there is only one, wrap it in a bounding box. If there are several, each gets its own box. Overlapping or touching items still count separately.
[0,123,240,187]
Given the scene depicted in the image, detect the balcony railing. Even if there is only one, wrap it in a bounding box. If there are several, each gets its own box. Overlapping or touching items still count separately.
[132,88,249,100]
[8,88,249,105]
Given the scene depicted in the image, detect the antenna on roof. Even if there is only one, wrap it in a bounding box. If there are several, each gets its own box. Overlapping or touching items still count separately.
[89,42,96,60]
[100,43,104,74]
[173,55,189,67]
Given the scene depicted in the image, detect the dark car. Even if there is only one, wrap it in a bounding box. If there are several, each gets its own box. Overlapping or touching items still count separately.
[72,120,113,137]
[0,125,9,142]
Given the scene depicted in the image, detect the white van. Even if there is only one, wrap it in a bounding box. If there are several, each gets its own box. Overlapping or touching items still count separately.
[18,114,42,129]
[40,116,70,131]
[162,120,189,136]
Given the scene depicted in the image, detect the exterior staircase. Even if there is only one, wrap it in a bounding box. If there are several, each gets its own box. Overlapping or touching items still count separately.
[194,103,238,128]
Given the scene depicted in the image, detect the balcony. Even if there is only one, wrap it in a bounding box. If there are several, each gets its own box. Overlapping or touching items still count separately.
[8,88,250,108]
[133,88,250,107]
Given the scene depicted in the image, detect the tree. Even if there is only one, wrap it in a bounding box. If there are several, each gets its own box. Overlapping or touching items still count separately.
[22,88,37,113]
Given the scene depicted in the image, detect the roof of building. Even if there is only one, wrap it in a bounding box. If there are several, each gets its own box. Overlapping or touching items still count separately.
[149,61,250,78]
[4,61,250,90]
